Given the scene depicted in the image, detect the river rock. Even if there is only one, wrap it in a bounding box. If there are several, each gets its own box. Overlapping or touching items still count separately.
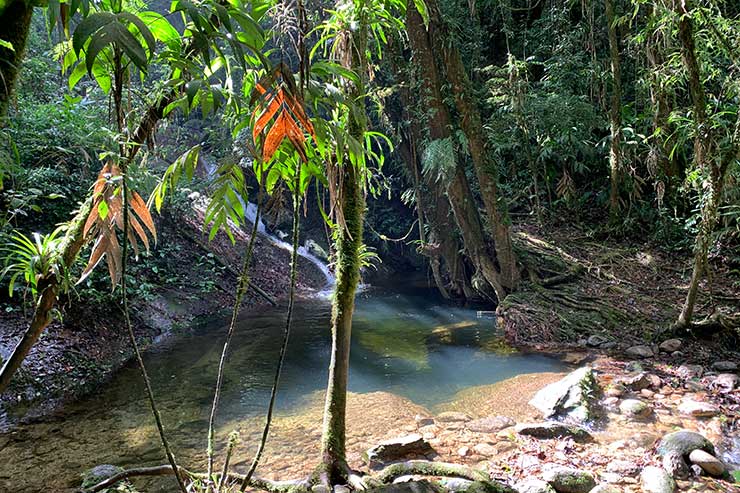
[618,372,651,390]
[587,335,609,347]
[305,239,329,261]
[334,485,351,493]
[625,345,653,358]
[606,460,639,476]
[515,422,592,442]
[619,399,652,418]
[690,464,703,477]
[365,434,434,466]
[711,373,739,392]
[712,360,738,372]
[677,365,703,380]
[467,416,515,433]
[662,451,689,479]
[514,479,555,493]
[436,411,472,423]
[677,399,719,418]
[542,466,595,493]
[640,467,675,493]
[529,367,597,423]
[688,449,726,477]
[473,443,498,456]
[589,486,620,493]
[80,465,126,488]
[657,430,715,457]
[659,339,682,353]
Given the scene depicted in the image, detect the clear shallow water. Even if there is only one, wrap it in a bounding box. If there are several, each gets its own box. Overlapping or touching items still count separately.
[0,285,564,491]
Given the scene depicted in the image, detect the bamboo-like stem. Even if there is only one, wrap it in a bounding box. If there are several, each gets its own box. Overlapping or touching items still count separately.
[205,187,264,491]
[239,165,302,492]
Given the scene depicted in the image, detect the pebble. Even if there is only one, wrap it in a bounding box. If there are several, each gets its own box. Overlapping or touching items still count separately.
[457,446,470,457]
[472,443,497,456]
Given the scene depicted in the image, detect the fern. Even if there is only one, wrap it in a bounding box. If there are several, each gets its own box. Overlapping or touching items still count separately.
[421,137,456,185]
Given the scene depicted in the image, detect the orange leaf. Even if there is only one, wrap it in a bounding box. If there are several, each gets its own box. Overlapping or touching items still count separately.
[253,91,284,142]
[129,191,157,243]
[262,111,290,162]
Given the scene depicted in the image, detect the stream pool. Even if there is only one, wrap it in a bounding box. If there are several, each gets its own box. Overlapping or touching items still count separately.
[0,285,565,492]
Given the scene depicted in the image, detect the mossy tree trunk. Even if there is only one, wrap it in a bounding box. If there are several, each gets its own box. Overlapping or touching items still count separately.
[407,0,514,302]
[0,0,33,121]
[319,6,367,483]
[425,0,519,297]
[674,2,731,329]
[605,0,623,220]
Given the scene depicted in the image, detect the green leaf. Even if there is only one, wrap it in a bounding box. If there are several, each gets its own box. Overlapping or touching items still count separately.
[118,11,156,56]
[98,200,109,220]
[139,11,181,50]
[73,12,116,55]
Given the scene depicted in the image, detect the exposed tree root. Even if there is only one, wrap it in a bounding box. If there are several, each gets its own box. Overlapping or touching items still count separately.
[83,460,516,493]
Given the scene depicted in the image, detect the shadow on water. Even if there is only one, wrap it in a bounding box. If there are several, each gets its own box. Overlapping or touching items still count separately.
[0,283,565,491]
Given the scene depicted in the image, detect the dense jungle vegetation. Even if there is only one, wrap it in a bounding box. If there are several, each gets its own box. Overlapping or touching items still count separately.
[0,0,739,492]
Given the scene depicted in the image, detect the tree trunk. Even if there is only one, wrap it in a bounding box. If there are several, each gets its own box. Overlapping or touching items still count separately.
[605,0,623,220]
[319,7,367,483]
[0,0,33,120]
[425,0,518,295]
[405,1,509,302]
[0,199,91,393]
[674,3,726,328]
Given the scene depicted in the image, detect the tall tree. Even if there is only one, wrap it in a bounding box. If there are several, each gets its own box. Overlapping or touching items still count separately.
[426,0,519,297]
[605,0,623,219]
[319,1,368,483]
[674,2,732,328]
[0,0,33,120]
[405,1,506,302]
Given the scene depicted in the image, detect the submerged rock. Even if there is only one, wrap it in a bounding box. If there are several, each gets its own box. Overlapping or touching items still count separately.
[640,467,676,493]
[542,466,595,493]
[436,412,472,423]
[515,422,592,442]
[529,367,597,423]
[365,434,434,466]
[514,479,555,493]
[80,465,128,490]
[467,416,515,433]
[688,449,726,477]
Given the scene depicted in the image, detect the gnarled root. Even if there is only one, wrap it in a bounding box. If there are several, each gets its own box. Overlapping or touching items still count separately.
[83,460,515,493]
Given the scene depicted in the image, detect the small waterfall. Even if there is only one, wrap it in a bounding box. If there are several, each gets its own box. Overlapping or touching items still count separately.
[200,158,335,293]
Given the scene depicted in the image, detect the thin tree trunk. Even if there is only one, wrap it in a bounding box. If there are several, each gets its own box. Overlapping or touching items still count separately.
[426,0,519,294]
[674,2,726,328]
[605,0,623,220]
[319,7,367,483]
[0,0,33,121]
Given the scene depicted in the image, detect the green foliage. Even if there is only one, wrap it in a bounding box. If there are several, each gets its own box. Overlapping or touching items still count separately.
[0,227,67,300]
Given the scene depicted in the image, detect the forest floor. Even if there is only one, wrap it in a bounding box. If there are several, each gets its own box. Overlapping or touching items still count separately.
[0,200,328,424]
[499,217,740,364]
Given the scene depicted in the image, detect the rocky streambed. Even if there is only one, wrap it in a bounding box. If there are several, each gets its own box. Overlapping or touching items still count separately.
[75,352,739,493]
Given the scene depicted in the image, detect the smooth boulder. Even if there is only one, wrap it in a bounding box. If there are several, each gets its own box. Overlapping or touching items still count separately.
[514,479,555,493]
[688,449,726,477]
[640,467,675,493]
[529,367,597,423]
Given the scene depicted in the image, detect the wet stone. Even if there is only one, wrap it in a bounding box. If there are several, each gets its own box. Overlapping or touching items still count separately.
[659,339,682,353]
[542,466,596,493]
[365,434,434,466]
[619,399,652,419]
[677,399,719,418]
[515,422,592,442]
[514,479,555,493]
[625,345,653,359]
[688,449,726,477]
